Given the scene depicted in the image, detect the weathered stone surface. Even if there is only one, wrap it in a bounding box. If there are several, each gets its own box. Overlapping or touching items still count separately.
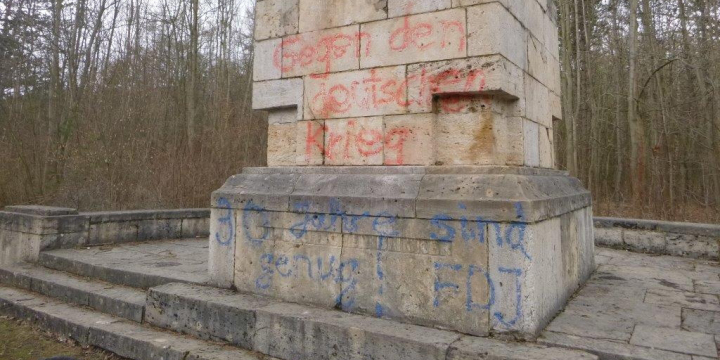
[624,229,667,253]
[539,331,692,360]
[281,25,362,78]
[594,227,623,247]
[683,308,720,335]
[4,205,78,216]
[667,233,720,259]
[324,117,385,165]
[436,111,524,166]
[360,9,467,68]
[645,288,720,312]
[254,0,299,40]
[39,239,210,289]
[467,3,527,70]
[447,335,599,360]
[630,325,717,357]
[304,67,407,120]
[406,55,524,114]
[267,123,297,166]
[146,283,274,349]
[524,75,552,128]
[88,222,138,245]
[298,0,387,33]
[254,302,461,360]
[252,78,303,112]
[389,0,452,17]
[253,38,282,81]
[383,114,435,165]
[523,119,540,167]
[0,263,145,322]
[137,218,183,241]
[182,217,210,238]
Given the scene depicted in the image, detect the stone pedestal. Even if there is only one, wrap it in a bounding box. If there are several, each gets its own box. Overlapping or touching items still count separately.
[210,167,594,338]
[210,0,594,338]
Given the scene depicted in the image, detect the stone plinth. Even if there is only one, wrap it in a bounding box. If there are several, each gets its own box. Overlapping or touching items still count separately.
[210,167,594,338]
[211,0,593,339]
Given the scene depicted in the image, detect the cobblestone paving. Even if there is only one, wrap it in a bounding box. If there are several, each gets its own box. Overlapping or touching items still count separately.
[541,248,720,359]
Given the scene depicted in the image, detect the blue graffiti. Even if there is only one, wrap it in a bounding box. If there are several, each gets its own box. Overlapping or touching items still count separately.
[237,199,531,329]
[433,263,462,307]
[215,197,234,246]
[493,267,523,328]
[242,200,270,246]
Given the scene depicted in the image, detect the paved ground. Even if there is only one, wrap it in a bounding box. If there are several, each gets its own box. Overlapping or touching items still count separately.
[43,240,720,359]
[541,247,720,359]
[51,239,210,285]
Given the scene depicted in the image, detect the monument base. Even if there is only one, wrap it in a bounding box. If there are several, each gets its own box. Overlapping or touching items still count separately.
[209,166,594,339]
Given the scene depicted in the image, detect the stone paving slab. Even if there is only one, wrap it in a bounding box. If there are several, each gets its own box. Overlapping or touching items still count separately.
[39,239,209,288]
[543,248,720,359]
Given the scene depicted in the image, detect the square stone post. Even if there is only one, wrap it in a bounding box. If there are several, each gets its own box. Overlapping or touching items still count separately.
[210,0,594,339]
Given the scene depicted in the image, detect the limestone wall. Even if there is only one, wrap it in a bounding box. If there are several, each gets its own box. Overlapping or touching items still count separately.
[252,0,560,167]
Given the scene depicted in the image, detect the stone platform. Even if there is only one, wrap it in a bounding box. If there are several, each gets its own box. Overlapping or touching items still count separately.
[0,237,718,359]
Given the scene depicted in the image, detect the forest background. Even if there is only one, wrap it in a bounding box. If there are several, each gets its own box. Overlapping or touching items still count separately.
[1,0,718,223]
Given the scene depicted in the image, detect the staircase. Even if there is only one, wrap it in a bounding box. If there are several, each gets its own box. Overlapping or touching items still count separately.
[0,239,597,360]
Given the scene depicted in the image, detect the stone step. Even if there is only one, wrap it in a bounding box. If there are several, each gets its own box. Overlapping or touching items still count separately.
[0,285,275,360]
[146,282,599,360]
[38,249,200,289]
[0,263,145,322]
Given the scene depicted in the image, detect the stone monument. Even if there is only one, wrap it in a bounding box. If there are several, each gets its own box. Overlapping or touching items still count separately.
[210,0,594,339]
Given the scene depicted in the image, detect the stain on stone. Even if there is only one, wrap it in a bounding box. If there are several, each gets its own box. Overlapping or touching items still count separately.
[155,261,182,268]
[469,111,495,161]
[656,279,682,290]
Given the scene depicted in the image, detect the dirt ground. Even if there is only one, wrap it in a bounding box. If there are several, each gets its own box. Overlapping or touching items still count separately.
[0,316,122,360]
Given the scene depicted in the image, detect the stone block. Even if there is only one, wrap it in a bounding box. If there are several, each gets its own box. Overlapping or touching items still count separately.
[298,0,387,33]
[360,9,466,69]
[146,283,273,349]
[324,117,385,166]
[281,25,362,78]
[624,229,667,254]
[253,302,461,360]
[467,3,527,70]
[683,308,720,335]
[383,114,435,166]
[88,222,138,245]
[666,233,719,259]
[304,67,407,120]
[489,217,565,337]
[252,78,303,113]
[594,227,623,247]
[539,331,693,360]
[550,91,562,121]
[254,0,299,40]
[528,34,551,89]
[630,325,717,357]
[447,335,599,360]
[538,125,553,169]
[524,74,552,128]
[181,217,210,239]
[137,219,183,241]
[41,232,88,250]
[267,123,297,166]
[436,111,524,166]
[5,205,77,216]
[208,202,237,289]
[406,55,524,113]
[0,232,41,265]
[295,120,325,165]
[389,0,452,17]
[268,108,297,125]
[523,119,540,167]
[253,38,282,81]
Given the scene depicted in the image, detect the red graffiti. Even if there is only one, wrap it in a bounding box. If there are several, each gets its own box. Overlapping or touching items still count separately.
[274,31,371,78]
[389,15,465,53]
[407,67,487,112]
[309,69,407,118]
[304,120,413,165]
